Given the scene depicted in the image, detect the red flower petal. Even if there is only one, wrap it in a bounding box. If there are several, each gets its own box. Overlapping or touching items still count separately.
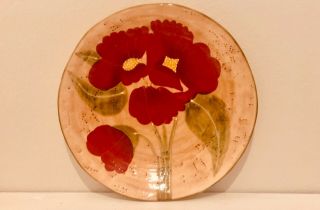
[148,65,183,91]
[148,31,192,61]
[96,31,127,62]
[193,43,211,56]
[151,20,193,42]
[88,59,121,90]
[174,90,196,106]
[97,27,149,62]
[120,64,148,86]
[87,125,133,173]
[177,43,221,94]
[129,86,189,125]
[101,152,115,171]
[146,35,167,65]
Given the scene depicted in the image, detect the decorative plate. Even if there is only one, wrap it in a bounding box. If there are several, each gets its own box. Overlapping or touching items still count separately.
[58,3,257,200]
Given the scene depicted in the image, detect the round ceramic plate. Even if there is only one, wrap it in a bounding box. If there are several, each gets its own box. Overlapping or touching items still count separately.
[58,3,257,200]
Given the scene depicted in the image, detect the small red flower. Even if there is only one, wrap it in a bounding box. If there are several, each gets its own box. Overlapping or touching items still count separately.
[89,27,150,90]
[87,125,133,173]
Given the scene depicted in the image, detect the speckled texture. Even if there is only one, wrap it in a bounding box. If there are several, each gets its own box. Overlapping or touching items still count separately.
[58,4,257,200]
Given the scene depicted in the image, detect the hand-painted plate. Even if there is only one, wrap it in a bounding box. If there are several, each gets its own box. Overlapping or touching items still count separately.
[58,3,257,200]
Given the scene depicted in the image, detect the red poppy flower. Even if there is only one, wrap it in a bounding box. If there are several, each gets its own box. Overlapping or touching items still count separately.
[89,27,150,90]
[87,125,133,173]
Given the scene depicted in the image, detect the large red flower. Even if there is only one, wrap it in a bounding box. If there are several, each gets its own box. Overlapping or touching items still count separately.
[89,27,150,90]
[87,125,133,173]
[147,20,221,94]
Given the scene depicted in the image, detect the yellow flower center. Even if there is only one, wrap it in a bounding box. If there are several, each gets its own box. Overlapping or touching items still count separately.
[122,58,141,71]
[122,52,146,71]
[162,56,179,72]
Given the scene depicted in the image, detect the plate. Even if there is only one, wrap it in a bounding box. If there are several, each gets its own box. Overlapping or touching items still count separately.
[58,3,257,200]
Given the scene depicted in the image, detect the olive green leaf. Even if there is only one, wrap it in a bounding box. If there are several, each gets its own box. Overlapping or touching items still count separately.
[114,125,139,150]
[69,72,127,116]
[76,51,100,65]
[185,94,229,175]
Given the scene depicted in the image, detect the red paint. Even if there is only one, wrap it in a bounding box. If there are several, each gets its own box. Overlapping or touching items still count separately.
[87,125,133,173]
[129,86,190,125]
[176,42,221,94]
[88,20,220,125]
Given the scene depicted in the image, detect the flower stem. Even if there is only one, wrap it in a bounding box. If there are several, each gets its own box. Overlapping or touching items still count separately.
[152,124,162,144]
[168,118,178,157]
[155,118,178,200]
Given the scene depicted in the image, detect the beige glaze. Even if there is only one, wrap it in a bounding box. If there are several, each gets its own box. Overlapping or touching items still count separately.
[58,4,257,200]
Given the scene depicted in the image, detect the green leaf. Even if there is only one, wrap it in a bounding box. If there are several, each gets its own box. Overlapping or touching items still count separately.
[69,72,127,116]
[76,51,100,65]
[114,125,139,150]
[185,94,229,174]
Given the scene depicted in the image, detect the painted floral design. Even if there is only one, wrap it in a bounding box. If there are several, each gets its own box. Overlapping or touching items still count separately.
[89,20,221,126]
[68,18,231,200]
[73,19,225,187]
